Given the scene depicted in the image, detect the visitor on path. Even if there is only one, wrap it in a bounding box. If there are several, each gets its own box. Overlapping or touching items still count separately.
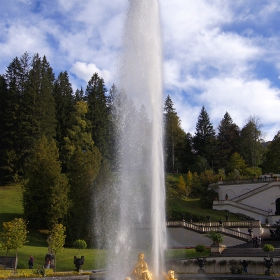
[252,235,257,247]
[28,255,34,269]
[45,259,50,269]
[258,236,262,247]
[241,260,248,273]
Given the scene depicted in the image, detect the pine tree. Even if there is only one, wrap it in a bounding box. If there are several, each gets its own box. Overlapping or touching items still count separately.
[217,112,240,169]
[85,73,109,159]
[53,71,75,168]
[74,87,84,101]
[1,54,31,179]
[239,116,265,168]
[163,95,187,173]
[63,101,102,245]
[192,106,216,167]
[0,75,9,180]
[26,54,56,140]
[262,131,280,173]
[22,136,70,229]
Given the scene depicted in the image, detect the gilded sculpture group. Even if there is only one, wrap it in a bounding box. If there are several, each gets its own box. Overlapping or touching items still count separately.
[126,252,176,280]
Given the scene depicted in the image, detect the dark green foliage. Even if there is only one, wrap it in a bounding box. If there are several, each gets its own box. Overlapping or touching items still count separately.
[1,54,31,179]
[0,75,9,180]
[195,244,206,254]
[164,95,188,172]
[216,112,240,169]
[53,72,74,149]
[199,189,218,208]
[192,106,216,166]
[26,54,56,140]
[22,136,70,229]
[262,131,280,173]
[85,73,109,159]
[239,116,265,168]
[63,101,102,246]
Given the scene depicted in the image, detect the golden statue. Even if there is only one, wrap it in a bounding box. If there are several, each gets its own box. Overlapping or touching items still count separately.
[132,253,152,280]
[163,270,176,280]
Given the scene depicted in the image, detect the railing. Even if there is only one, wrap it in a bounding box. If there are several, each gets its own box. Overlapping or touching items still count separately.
[193,221,252,227]
[166,221,250,241]
[232,182,274,202]
[213,200,269,216]
[217,177,277,186]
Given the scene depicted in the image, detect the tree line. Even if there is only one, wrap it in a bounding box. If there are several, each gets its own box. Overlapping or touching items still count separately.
[0,52,280,244]
[164,95,280,177]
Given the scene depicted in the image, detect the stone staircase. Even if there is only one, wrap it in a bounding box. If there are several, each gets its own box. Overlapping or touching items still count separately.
[220,239,280,257]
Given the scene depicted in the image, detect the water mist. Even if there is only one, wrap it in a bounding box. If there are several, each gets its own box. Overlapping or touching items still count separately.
[95,1,166,279]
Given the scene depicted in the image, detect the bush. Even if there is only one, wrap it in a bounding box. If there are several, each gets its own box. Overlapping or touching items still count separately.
[262,244,274,257]
[207,231,223,244]
[199,189,218,208]
[195,244,206,254]
[218,260,227,266]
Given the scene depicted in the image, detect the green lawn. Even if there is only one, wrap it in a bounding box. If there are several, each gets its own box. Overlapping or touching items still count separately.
[170,197,241,222]
[0,182,23,228]
[0,181,226,272]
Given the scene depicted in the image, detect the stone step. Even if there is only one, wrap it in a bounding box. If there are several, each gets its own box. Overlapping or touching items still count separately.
[220,248,280,257]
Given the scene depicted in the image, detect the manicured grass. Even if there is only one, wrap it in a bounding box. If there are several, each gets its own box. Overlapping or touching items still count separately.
[0,180,228,273]
[170,197,241,222]
[0,182,23,228]
[16,246,107,271]
[165,248,210,260]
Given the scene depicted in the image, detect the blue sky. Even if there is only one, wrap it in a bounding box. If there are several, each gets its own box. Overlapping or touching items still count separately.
[1,0,280,140]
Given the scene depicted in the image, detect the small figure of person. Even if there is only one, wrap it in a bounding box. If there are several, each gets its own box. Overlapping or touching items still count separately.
[181,213,185,221]
[219,219,223,226]
[28,255,34,269]
[257,236,262,247]
[189,215,193,223]
[225,214,230,221]
[45,258,50,269]
[133,253,152,280]
[248,227,253,236]
[252,235,256,247]
[241,260,248,273]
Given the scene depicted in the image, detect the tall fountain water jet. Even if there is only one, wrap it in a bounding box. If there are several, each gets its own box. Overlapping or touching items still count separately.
[95,0,166,279]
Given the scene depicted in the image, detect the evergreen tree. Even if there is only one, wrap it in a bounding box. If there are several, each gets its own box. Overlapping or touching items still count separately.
[192,106,216,167]
[1,53,31,179]
[63,101,102,245]
[85,73,109,159]
[163,95,187,173]
[74,87,84,101]
[22,136,70,229]
[239,116,265,169]
[53,71,75,168]
[217,112,240,169]
[0,75,9,180]
[26,54,56,140]
[106,84,119,168]
[262,131,280,173]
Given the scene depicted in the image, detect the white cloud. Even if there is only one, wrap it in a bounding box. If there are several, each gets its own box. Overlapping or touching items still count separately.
[70,61,111,84]
[1,0,280,140]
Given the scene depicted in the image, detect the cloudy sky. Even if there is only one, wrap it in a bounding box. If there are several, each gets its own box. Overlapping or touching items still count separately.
[1,0,280,140]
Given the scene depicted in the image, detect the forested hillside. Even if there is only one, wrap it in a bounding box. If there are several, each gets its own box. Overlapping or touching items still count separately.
[1,52,280,245]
